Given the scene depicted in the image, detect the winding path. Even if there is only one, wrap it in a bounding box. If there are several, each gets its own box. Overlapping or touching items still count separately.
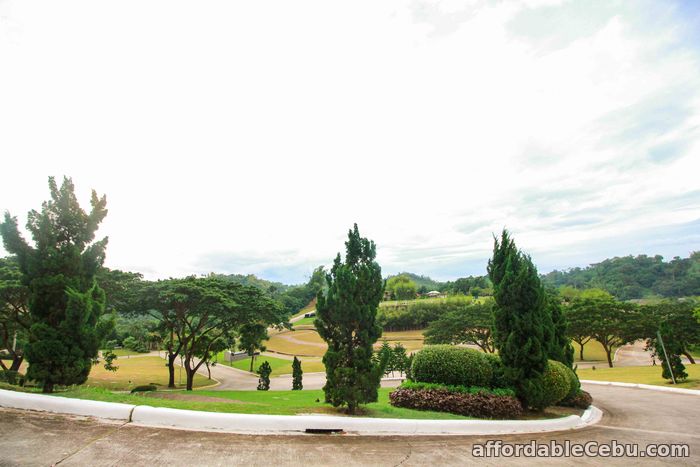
[1,383,699,465]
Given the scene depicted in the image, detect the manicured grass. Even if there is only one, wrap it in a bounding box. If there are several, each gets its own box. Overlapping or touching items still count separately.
[572,339,616,362]
[86,356,211,390]
[105,348,151,357]
[54,386,472,420]
[578,364,700,390]
[229,355,325,376]
[293,317,316,327]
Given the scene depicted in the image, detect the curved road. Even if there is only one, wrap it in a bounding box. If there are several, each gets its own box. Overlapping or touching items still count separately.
[1,383,699,466]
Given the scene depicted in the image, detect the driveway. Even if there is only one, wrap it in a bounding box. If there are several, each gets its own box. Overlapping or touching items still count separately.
[1,383,698,466]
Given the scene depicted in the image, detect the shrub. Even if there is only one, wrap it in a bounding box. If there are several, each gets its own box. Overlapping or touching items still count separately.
[257,361,271,391]
[389,385,522,419]
[522,360,571,410]
[130,384,157,393]
[399,381,515,397]
[482,353,512,389]
[559,389,593,409]
[411,345,492,388]
[0,370,19,385]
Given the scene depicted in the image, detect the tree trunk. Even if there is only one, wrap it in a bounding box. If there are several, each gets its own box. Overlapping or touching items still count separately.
[9,355,23,372]
[682,350,696,364]
[167,353,177,388]
[605,346,614,368]
[249,354,255,373]
[42,382,54,393]
[206,361,211,379]
[184,358,195,391]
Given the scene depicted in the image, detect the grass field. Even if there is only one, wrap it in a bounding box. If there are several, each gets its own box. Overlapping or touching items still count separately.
[104,349,151,357]
[293,317,316,327]
[229,355,325,376]
[85,356,210,390]
[578,364,700,390]
[53,386,473,419]
[573,339,616,362]
[267,329,428,357]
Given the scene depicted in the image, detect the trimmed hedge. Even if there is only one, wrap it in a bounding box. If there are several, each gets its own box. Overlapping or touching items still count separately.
[524,360,571,410]
[483,353,512,389]
[130,384,158,393]
[400,381,515,397]
[389,386,523,419]
[559,389,593,409]
[411,345,492,387]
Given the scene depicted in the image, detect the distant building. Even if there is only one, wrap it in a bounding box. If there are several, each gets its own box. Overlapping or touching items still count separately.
[426,290,446,298]
[304,312,316,318]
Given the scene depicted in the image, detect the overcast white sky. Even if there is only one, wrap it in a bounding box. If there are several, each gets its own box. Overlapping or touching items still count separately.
[1,0,699,284]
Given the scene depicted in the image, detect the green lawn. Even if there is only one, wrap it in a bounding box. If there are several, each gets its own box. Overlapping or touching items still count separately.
[105,348,151,357]
[293,317,316,327]
[53,386,472,419]
[227,355,325,376]
[86,356,211,390]
[578,364,700,390]
[572,339,616,362]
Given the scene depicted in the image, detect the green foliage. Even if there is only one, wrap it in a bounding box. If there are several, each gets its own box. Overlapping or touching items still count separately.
[257,361,272,390]
[411,345,493,388]
[378,295,475,331]
[315,224,385,413]
[0,256,30,372]
[645,300,700,363]
[239,323,269,372]
[424,300,495,352]
[559,389,593,409]
[524,360,572,411]
[487,230,552,407]
[292,356,303,390]
[655,322,689,382]
[542,252,700,300]
[102,350,118,372]
[385,274,417,300]
[385,272,445,293]
[391,343,409,377]
[443,275,492,296]
[378,340,393,375]
[546,291,574,367]
[397,381,516,397]
[0,177,113,393]
[482,353,512,389]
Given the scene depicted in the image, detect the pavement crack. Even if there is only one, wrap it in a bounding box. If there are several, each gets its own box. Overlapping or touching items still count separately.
[393,440,413,467]
[52,419,131,466]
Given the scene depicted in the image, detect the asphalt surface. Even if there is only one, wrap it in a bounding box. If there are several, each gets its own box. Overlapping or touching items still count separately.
[1,383,698,466]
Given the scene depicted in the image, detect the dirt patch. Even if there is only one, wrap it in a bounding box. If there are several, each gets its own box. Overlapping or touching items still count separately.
[146,392,268,406]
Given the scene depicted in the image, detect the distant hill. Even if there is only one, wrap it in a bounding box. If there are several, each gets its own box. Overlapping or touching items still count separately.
[385,272,446,291]
[541,252,700,300]
[217,273,290,294]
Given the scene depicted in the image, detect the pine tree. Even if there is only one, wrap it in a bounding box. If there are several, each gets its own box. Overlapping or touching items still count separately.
[546,291,574,368]
[378,340,393,376]
[315,224,384,413]
[0,177,111,393]
[392,343,408,377]
[487,229,551,409]
[292,356,303,390]
[257,361,271,390]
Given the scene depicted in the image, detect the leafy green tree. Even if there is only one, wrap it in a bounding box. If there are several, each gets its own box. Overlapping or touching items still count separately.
[238,323,269,372]
[315,224,385,414]
[424,301,495,352]
[0,257,30,372]
[487,229,551,409]
[292,356,303,390]
[257,361,272,390]
[646,301,699,364]
[0,177,112,392]
[386,274,417,300]
[655,322,688,382]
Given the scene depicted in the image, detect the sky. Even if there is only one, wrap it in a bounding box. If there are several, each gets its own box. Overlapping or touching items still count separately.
[1,0,699,285]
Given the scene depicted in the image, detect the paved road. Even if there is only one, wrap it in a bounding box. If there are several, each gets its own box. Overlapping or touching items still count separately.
[1,383,698,466]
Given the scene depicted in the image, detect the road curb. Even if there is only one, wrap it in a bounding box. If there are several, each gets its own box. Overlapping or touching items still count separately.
[0,389,135,420]
[0,388,602,435]
[581,380,700,396]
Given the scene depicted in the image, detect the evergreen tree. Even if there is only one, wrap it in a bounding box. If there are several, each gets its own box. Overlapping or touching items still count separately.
[378,340,393,376]
[487,229,550,409]
[292,356,303,390]
[257,361,271,390]
[392,343,409,377]
[0,177,112,393]
[546,291,574,368]
[315,224,384,413]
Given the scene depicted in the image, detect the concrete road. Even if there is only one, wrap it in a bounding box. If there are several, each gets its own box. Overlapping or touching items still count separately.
[1,383,698,466]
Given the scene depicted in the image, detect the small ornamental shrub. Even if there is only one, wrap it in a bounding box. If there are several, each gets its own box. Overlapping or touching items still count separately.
[257,361,271,391]
[524,360,571,410]
[0,370,19,385]
[559,389,593,409]
[130,384,157,393]
[292,356,303,390]
[561,364,580,400]
[482,353,512,389]
[411,345,492,388]
[389,384,522,419]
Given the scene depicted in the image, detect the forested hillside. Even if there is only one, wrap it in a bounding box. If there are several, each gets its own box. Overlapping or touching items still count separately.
[541,252,700,300]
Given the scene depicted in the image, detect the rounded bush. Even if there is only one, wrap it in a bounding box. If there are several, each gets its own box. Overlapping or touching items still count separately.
[560,389,593,409]
[524,360,571,410]
[411,345,492,388]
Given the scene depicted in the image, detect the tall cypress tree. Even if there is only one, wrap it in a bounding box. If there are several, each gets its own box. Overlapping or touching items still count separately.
[292,356,303,390]
[546,291,574,368]
[0,177,111,392]
[315,224,384,413]
[487,230,550,408]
